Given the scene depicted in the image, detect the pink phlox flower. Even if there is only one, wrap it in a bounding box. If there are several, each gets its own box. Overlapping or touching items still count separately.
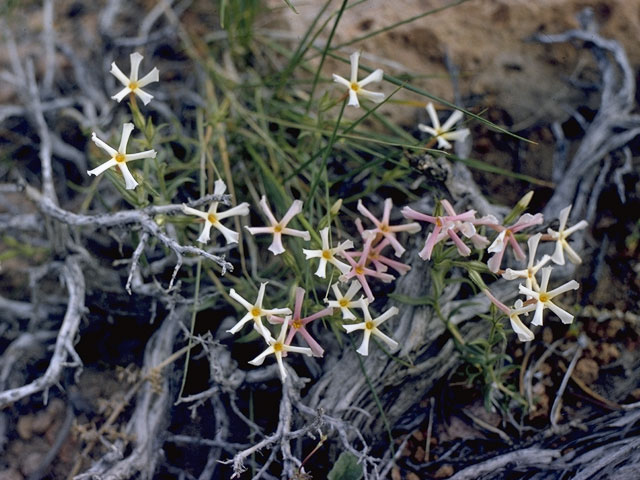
[440,199,490,249]
[245,196,311,255]
[357,198,421,257]
[485,213,544,273]
[302,227,353,278]
[518,266,580,326]
[546,204,589,265]
[345,237,411,277]
[326,281,367,320]
[110,52,159,105]
[332,51,384,108]
[402,202,477,260]
[182,179,249,244]
[269,287,333,357]
[228,282,292,339]
[343,305,399,356]
[249,319,313,381]
[502,233,551,293]
[87,123,157,190]
[339,235,394,302]
[483,289,536,342]
[418,102,470,150]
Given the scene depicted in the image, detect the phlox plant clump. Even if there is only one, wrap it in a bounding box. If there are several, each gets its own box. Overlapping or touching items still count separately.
[85,50,588,387]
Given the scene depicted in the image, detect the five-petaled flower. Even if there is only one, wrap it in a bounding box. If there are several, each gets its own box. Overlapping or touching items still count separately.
[418,102,470,150]
[402,201,478,260]
[87,123,156,190]
[110,52,159,105]
[326,281,367,320]
[483,213,543,273]
[245,196,310,255]
[182,179,250,245]
[332,51,384,108]
[518,266,579,326]
[358,198,421,257]
[269,287,333,357]
[546,205,589,265]
[502,233,551,292]
[228,282,291,339]
[340,235,394,302]
[343,305,399,356]
[302,227,353,278]
[249,320,313,381]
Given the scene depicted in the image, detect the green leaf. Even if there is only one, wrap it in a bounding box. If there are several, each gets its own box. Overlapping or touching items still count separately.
[327,452,363,480]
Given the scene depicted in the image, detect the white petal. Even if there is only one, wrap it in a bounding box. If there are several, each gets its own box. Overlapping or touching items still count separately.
[332,74,351,88]
[359,89,385,103]
[110,62,130,86]
[268,233,285,255]
[119,163,139,190]
[91,132,118,157]
[425,102,440,130]
[509,315,535,342]
[349,51,360,83]
[118,123,135,153]
[129,52,144,82]
[547,301,574,324]
[358,68,383,87]
[197,221,213,243]
[441,109,464,132]
[111,87,131,103]
[87,159,118,177]
[137,67,159,88]
[214,223,239,244]
[134,88,154,105]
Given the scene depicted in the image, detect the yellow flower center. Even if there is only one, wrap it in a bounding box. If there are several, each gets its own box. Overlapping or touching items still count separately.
[128,81,139,90]
[539,293,549,303]
[355,266,364,275]
[207,213,217,224]
[350,82,360,92]
[273,342,283,352]
[365,321,374,330]
[273,224,283,233]
[322,250,332,260]
[380,224,389,233]
[251,307,261,317]
[115,153,126,163]
[339,298,349,308]
[292,320,302,329]
[436,218,443,227]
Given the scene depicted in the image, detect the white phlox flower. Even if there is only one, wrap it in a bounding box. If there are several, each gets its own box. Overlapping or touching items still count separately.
[547,205,589,265]
[332,51,385,108]
[343,305,399,356]
[326,281,366,320]
[228,282,292,339]
[502,233,551,293]
[182,179,249,245]
[245,196,311,256]
[110,52,159,105]
[418,102,470,150]
[87,123,156,190]
[518,266,580,326]
[249,319,313,381]
[302,227,353,278]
